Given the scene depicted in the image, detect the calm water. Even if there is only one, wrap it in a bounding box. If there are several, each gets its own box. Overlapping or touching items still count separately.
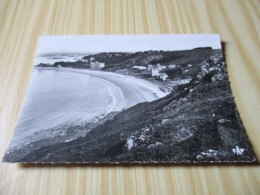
[10,69,116,148]
[33,54,87,65]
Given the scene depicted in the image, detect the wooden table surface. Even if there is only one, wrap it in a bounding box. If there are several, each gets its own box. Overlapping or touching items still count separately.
[0,0,259,194]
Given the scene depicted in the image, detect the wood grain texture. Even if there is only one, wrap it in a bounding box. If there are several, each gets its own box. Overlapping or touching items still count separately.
[0,0,259,194]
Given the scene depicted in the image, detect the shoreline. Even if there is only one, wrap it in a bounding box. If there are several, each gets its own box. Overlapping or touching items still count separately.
[61,67,169,98]
[36,66,170,96]
[5,67,169,157]
[36,67,170,109]
[4,111,120,162]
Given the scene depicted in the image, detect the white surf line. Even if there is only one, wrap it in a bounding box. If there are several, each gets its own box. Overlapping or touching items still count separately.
[92,76,126,112]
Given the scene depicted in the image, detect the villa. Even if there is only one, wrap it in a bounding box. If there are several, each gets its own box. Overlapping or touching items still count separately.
[90,62,105,69]
[132,66,147,70]
[168,64,176,69]
[152,68,160,77]
[159,73,168,81]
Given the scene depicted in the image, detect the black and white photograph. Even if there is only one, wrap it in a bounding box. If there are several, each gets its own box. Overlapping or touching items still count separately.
[2,34,256,163]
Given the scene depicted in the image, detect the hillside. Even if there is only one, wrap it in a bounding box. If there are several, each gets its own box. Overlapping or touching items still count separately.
[81,47,217,69]
[36,48,224,92]
[20,52,255,163]
[37,48,221,81]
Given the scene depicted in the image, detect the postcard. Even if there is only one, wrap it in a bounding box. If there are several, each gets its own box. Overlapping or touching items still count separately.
[3,34,256,163]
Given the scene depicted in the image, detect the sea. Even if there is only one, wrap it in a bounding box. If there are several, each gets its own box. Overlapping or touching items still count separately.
[8,68,117,150]
[7,54,166,150]
[33,54,87,65]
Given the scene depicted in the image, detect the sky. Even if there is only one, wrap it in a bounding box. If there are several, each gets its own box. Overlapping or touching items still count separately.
[35,34,221,56]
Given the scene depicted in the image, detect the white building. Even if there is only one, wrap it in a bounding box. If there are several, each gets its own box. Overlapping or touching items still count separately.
[90,57,95,62]
[168,64,176,69]
[99,62,105,68]
[159,73,168,81]
[132,66,147,70]
[90,62,105,69]
[152,69,160,77]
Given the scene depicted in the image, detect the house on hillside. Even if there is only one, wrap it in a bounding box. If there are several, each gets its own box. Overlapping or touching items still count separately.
[99,62,105,68]
[152,68,160,77]
[132,66,147,70]
[159,73,168,81]
[168,64,176,69]
[90,62,105,69]
[150,63,168,77]
[90,57,95,62]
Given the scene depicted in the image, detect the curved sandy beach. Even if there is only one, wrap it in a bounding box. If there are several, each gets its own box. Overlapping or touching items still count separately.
[63,68,169,110]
